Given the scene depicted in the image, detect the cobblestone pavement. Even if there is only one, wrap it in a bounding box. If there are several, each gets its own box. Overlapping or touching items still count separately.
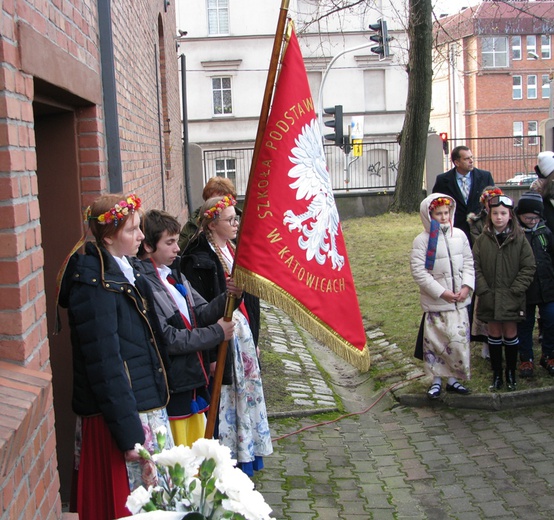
[255,303,554,519]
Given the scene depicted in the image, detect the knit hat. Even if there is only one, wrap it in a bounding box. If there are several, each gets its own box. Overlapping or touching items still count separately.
[536,151,554,178]
[516,190,544,217]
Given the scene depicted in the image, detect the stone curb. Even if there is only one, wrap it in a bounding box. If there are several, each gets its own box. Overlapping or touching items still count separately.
[397,385,554,410]
[267,406,338,419]
[262,302,554,416]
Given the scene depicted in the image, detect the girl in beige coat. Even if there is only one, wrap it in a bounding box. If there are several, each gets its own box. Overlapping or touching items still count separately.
[411,194,475,400]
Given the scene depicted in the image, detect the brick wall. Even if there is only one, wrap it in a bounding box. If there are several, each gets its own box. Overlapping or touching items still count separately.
[0,0,184,518]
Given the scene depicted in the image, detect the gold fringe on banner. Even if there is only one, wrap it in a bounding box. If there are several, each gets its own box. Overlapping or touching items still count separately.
[234,265,371,373]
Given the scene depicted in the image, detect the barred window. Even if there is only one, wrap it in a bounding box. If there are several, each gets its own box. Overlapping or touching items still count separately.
[215,159,236,184]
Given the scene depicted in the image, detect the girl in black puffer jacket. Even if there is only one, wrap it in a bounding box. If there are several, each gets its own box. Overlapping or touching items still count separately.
[58,194,171,520]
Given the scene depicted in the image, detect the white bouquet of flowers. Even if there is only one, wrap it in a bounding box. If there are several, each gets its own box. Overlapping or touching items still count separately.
[124,428,272,520]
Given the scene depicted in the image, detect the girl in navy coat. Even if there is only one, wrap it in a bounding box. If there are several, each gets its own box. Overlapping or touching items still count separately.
[58,194,172,520]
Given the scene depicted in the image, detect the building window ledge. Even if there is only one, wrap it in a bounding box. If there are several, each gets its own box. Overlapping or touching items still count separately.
[0,360,52,478]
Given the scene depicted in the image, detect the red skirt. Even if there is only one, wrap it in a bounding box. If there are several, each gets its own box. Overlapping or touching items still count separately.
[71,415,131,520]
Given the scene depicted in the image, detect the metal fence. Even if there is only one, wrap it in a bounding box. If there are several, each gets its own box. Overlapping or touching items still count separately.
[202,140,400,197]
[445,135,543,184]
[202,135,543,197]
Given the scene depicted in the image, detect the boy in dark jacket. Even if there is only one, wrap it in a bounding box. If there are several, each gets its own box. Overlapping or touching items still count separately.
[516,191,554,378]
[135,209,242,446]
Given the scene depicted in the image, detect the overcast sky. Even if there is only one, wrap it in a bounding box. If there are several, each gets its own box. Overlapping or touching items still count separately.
[433,0,481,17]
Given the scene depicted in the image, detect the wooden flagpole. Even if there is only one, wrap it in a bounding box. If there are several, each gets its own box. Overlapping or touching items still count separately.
[204,0,291,439]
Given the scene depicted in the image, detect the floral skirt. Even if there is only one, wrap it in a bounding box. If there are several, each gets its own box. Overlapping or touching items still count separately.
[218,309,273,467]
[126,408,175,491]
[423,308,471,380]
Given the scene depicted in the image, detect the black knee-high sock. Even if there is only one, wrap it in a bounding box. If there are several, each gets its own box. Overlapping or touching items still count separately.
[504,336,519,372]
[488,336,503,374]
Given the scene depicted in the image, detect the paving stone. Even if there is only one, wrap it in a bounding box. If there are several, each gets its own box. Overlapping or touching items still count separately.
[257,302,554,519]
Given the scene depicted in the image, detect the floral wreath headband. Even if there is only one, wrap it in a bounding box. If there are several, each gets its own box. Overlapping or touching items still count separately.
[203,195,236,220]
[85,194,142,226]
[428,197,452,213]
[480,187,503,205]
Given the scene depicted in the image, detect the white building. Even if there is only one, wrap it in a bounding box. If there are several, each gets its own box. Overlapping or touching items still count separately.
[176,0,410,196]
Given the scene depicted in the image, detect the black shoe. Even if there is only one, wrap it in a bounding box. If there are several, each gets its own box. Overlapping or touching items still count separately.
[490,374,503,391]
[540,355,554,376]
[446,382,471,395]
[427,383,441,400]
[506,370,517,391]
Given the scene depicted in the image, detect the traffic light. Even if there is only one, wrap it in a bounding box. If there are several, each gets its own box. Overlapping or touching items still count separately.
[368,19,390,60]
[439,132,449,155]
[323,105,344,148]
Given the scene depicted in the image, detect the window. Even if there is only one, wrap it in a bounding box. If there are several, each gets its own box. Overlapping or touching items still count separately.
[207,0,229,36]
[528,121,538,146]
[513,75,522,99]
[528,75,537,99]
[527,35,537,58]
[542,35,551,59]
[215,159,236,184]
[482,37,508,68]
[512,36,521,60]
[212,77,232,115]
[513,121,523,146]
[543,74,551,99]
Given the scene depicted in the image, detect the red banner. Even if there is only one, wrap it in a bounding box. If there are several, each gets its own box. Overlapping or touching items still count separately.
[234,28,369,371]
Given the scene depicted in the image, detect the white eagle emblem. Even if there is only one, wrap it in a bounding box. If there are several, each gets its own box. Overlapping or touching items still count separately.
[283,119,345,271]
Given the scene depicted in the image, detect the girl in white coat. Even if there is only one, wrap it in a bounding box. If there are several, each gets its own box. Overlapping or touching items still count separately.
[411,194,475,399]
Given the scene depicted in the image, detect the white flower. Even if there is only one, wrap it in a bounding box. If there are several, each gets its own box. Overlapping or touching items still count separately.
[216,465,254,500]
[216,465,272,520]
[135,443,151,460]
[125,485,152,514]
[126,438,271,518]
[190,438,235,467]
[222,490,273,520]
[152,444,193,469]
[154,425,167,436]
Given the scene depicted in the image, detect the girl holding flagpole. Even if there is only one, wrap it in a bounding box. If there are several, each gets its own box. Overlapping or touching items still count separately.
[181,195,273,476]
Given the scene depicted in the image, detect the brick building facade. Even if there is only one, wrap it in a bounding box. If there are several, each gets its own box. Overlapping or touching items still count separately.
[431,1,554,182]
[0,1,185,517]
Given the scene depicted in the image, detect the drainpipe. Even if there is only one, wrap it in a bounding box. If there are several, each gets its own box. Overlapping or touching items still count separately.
[97,0,123,192]
[181,54,193,211]
[154,44,167,210]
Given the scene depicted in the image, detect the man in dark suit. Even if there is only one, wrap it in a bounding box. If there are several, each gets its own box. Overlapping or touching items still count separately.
[432,145,495,244]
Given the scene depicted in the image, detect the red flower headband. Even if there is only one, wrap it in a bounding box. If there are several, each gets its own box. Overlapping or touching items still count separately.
[86,194,142,226]
[479,187,503,205]
[428,197,451,213]
[203,195,236,220]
